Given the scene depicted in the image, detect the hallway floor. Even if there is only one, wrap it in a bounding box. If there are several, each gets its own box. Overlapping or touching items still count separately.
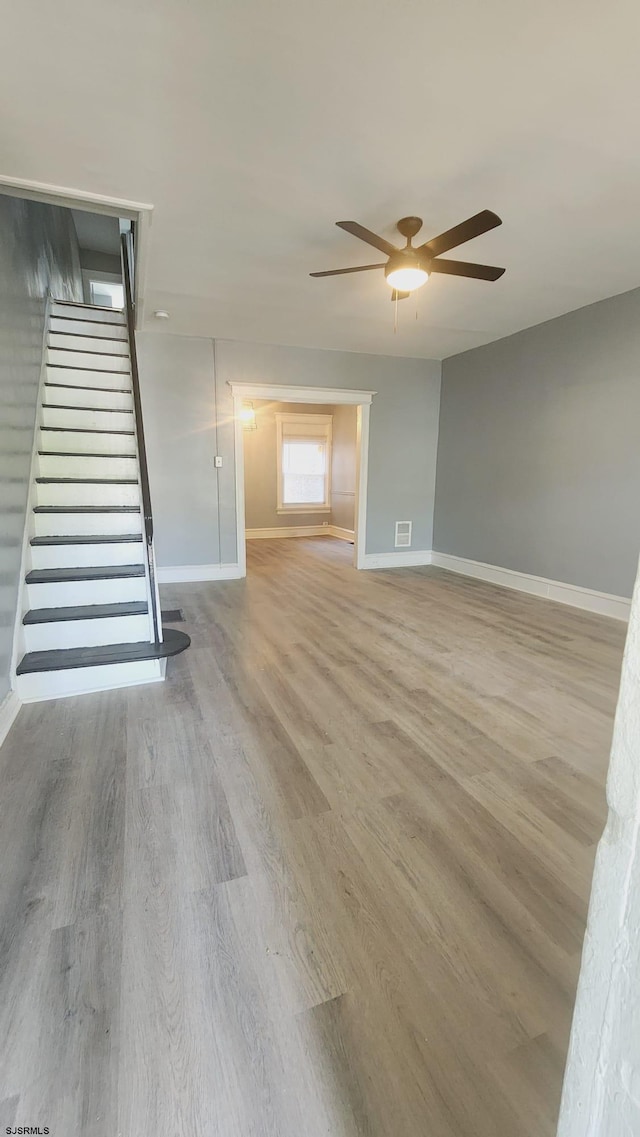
[0,538,627,1135]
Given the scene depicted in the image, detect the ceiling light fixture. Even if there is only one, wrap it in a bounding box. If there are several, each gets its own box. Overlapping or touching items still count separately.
[384,253,429,293]
[154,309,170,320]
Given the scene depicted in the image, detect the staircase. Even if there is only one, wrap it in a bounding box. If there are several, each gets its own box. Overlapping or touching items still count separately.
[13,293,189,701]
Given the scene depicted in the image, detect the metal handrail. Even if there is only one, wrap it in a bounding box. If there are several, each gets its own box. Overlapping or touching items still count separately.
[120,229,160,644]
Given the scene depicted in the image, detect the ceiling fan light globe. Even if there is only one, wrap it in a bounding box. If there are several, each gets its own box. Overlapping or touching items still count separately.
[385,265,429,292]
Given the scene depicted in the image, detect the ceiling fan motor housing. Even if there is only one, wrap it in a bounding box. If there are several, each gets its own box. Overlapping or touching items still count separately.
[396,216,424,241]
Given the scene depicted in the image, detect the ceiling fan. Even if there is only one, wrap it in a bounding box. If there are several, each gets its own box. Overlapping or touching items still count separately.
[310,210,505,300]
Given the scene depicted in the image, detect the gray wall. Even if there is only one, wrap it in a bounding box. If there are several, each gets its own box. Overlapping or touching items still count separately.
[330,403,357,531]
[137,334,441,567]
[137,334,225,567]
[244,400,335,530]
[0,194,82,702]
[79,248,121,276]
[433,286,640,598]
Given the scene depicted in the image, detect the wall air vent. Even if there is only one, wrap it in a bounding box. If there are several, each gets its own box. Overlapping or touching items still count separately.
[395,521,412,548]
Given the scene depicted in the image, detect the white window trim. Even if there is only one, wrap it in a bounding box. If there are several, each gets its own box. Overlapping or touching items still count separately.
[275,412,333,514]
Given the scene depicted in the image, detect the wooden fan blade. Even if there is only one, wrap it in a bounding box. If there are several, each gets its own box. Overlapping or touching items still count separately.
[420,210,502,258]
[310,263,386,277]
[390,289,410,301]
[336,221,398,257]
[429,258,505,281]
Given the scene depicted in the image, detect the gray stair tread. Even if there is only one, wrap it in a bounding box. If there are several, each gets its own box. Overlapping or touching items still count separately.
[47,332,127,341]
[44,404,133,413]
[39,451,136,458]
[16,628,191,675]
[24,601,148,624]
[36,477,138,484]
[34,505,140,513]
[47,346,129,357]
[40,427,135,435]
[45,382,132,393]
[50,321,125,332]
[31,534,142,545]
[26,565,145,583]
[52,299,125,313]
[46,364,132,374]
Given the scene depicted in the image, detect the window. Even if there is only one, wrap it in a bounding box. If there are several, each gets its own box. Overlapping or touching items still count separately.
[89,280,124,309]
[276,413,332,514]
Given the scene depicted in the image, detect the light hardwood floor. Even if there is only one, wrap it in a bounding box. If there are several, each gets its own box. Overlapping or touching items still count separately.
[0,537,627,1136]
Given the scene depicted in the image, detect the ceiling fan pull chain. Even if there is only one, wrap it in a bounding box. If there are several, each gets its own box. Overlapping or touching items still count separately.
[394,291,398,334]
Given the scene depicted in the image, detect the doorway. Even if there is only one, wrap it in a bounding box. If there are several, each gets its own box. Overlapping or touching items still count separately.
[229,382,375,576]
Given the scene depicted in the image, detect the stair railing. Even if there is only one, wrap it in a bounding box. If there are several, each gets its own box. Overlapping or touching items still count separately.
[120,229,160,645]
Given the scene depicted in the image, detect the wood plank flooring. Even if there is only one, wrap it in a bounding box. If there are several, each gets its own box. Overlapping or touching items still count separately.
[0,537,627,1136]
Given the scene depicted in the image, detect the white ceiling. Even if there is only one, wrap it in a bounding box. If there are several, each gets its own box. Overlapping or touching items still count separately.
[3,0,640,359]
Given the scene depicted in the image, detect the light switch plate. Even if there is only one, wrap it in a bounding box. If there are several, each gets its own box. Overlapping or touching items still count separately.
[214,456,223,468]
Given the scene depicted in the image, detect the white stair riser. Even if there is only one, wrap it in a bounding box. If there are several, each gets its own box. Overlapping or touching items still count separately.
[26,575,147,608]
[42,406,134,431]
[46,366,131,391]
[43,387,133,411]
[48,333,130,357]
[16,657,165,702]
[33,511,143,537]
[49,317,127,339]
[37,453,138,479]
[39,430,136,455]
[23,613,151,652]
[46,349,130,373]
[35,482,141,507]
[29,540,144,569]
[51,303,125,325]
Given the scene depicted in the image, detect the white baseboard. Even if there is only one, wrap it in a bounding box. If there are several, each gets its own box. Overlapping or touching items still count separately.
[328,525,355,542]
[431,551,631,621]
[0,689,21,748]
[246,526,329,540]
[361,550,433,570]
[157,563,243,583]
[246,525,355,543]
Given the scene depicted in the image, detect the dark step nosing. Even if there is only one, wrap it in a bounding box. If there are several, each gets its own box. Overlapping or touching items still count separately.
[50,316,126,328]
[26,565,145,583]
[46,364,131,375]
[52,299,124,313]
[44,404,133,414]
[39,451,136,458]
[40,427,135,435]
[31,534,142,545]
[45,382,132,394]
[16,628,191,675]
[48,331,128,341]
[47,349,130,359]
[34,505,141,513]
[24,601,148,624]
[36,477,139,485]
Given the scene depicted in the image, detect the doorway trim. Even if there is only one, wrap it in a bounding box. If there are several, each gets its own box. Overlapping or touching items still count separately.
[0,174,153,320]
[228,382,376,576]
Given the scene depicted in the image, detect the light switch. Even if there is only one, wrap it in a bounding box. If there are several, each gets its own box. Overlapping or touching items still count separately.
[214,456,223,468]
